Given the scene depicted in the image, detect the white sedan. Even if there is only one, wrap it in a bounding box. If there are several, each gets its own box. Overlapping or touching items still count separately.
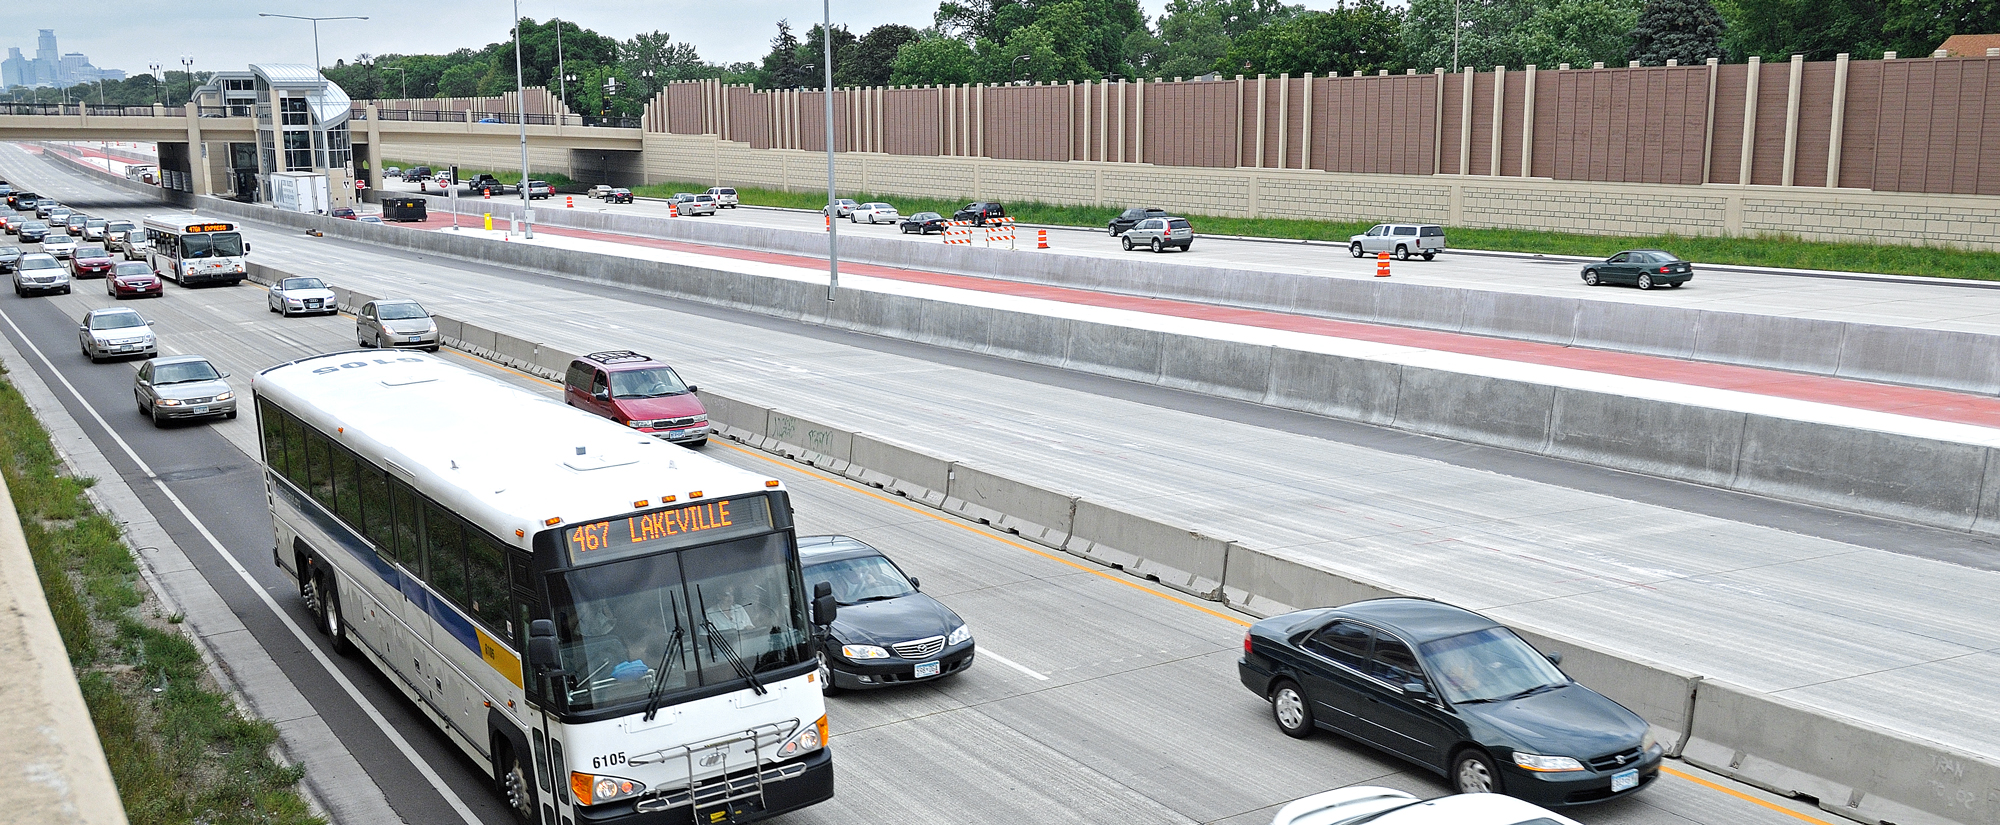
[267,276,338,317]
[851,202,900,224]
[1271,787,1581,825]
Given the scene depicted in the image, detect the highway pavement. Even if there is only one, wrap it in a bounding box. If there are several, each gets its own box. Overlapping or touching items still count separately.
[0,144,1975,825]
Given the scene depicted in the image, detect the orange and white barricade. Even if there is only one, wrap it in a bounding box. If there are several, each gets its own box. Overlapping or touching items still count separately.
[943,220,974,245]
[985,217,1016,249]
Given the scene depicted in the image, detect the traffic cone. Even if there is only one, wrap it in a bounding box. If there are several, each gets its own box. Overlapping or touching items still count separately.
[1376,251,1391,277]
[483,188,490,200]
[667,202,678,218]
[1037,229,1049,249]
[565,196,573,208]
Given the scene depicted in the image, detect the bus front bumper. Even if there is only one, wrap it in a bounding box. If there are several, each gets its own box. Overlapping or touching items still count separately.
[573,747,833,825]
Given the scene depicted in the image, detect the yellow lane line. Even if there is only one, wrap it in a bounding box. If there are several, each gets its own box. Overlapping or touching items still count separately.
[1661,766,1834,825]
[716,440,1251,627]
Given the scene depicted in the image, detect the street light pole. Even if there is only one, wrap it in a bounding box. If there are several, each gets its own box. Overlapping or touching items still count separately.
[824,0,839,301]
[256,14,369,76]
[512,0,533,238]
[179,56,194,105]
[149,63,162,105]
[555,19,566,110]
[1453,0,1460,72]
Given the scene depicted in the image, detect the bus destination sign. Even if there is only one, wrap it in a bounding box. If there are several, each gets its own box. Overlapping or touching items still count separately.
[563,496,773,561]
[185,223,234,233]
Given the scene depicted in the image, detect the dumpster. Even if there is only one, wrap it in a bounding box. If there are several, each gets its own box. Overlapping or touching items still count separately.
[381,197,429,222]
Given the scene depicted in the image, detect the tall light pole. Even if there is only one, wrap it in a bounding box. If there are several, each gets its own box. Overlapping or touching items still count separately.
[1453,0,1460,73]
[823,0,839,301]
[148,63,162,105]
[555,18,566,109]
[256,14,369,75]
[179,56,194,105]
[512,1,533,238]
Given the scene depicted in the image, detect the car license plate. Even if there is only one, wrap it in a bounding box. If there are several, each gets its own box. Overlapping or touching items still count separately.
[914,661,941,678]
[1611,768,1639,793]
[408,335,422,343]
[189,405,208,414]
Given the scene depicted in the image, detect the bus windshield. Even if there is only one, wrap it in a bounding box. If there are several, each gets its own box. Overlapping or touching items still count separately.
[180,232,244,259]
[545,531,809,713]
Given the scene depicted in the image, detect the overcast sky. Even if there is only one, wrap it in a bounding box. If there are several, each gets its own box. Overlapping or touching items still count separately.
[4,0,1183,79]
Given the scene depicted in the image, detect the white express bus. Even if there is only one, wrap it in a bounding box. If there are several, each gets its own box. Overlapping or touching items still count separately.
[255,352,835,825]
[142,215,247,286]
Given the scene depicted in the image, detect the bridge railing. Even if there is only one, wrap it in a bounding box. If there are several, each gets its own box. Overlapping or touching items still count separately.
[350,107,634,128]
[195,105,255,119]
[1,102,182,117]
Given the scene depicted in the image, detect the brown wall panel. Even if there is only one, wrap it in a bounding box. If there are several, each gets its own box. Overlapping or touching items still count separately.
[1709,64,1747,183]
[1440,74,1466,174]
[985,84,1068,162]
[1792,62,1836,188]
[883,87,940,157]
[1531,72,1559,178]
[1750,62,1791,185]
[1839,62,1882,189]
[1498,70,1526,176]
[1468,72,1495,175]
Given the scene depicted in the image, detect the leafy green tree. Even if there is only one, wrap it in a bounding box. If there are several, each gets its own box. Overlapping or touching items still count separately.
[840,25,923,86]
[933,0,1146,79]
[1719,0,1886,61]
[437,63,484,97]
[761,21,812,88]
[1885,0,2000,57]
[1220,0,1403,75]
[794,24,860,89]
[1629,0,1726,64]
[1512,0,1642,67]
[890,35,982,84]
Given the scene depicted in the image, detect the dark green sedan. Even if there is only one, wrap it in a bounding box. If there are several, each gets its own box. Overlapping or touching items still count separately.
[1581,250,1693,290]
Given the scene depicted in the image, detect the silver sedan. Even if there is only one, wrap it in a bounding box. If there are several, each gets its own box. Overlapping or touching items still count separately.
[135,355,236,426]
[357,299,440,352]
[78,307,158,363]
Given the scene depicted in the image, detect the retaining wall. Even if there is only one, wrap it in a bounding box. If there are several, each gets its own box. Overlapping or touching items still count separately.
[435,193,2000,397]
[229,234,1995,825]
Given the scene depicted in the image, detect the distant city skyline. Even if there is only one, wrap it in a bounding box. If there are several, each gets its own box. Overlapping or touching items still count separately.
[1,29,125,90]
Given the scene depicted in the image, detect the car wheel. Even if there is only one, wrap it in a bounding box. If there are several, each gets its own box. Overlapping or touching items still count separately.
[1151,238,1164,253]
[1350,242,1364,258]
[1121,236,1134,251]
[499,742,536,825]
[687,439,708,448]
[150,405,165,428]
[83,343,99,363]
[1181,242,1193,252]
[1422,252,1436,261]
[817,651,843,696]
[1395,244,1410,261]
[1671,281,1684,288]
[359,331,373,348]
[1638,273,1654,290]
[1453,749,1502,794]
[137,396,149,415]
[59,285,69,294]
[1582,268,1600,286]
[426,345,440,353]
[225,410,237,420]
[1270,680,1314,738]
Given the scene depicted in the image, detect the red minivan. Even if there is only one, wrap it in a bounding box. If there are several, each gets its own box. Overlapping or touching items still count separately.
[563,351,710,447]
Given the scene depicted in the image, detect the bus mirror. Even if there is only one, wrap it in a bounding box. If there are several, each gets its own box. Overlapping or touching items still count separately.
[528,619,560,672]
[243,242,251,253]
[812,582,837,626]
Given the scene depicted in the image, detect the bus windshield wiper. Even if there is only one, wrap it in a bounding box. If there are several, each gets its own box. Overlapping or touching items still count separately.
[697,586,767,696]
[641,624,685,722]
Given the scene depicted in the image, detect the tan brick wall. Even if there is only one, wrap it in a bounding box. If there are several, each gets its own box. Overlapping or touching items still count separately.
[642,132,2000,250]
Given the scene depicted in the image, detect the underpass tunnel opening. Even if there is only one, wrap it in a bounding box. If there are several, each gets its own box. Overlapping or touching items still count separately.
[568,149,642,188]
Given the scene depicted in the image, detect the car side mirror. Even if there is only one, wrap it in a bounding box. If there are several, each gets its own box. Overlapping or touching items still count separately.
[908,576,920,591]
[147,320,156,325]
[685,385,698,394]
[1545,651,1563,666]
[527,619,561,673]
[1402,682,1431,698]
[592,389,609,401]
[812,581,837,626]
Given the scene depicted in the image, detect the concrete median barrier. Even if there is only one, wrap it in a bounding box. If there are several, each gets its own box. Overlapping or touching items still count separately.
[847,434,955,508]
[694,392,771,445]
[1692,312,1848,376]
[1733,416,1990,532]
[1833,324,2000,395]
[941,464,1077,550]
[765,410,855,471]
[1390,367,1557,454]
[1067,500,1229,599]
[1159,338,1276,401]
[1263,348,1404,425]
[1546,389,1749,488]
[1682,680,1998,825]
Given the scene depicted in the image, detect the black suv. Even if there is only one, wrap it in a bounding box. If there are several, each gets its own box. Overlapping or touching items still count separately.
[951,202,1007,226]
[7,190,37,210]
[1108,207,1167,236]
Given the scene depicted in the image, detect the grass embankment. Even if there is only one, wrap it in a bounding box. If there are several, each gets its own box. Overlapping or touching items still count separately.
[382,159,578,188]
[634,179,2000,281]
[0,367,321,825]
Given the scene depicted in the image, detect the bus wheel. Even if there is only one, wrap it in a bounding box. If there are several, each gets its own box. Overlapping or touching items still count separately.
[499,743,536,825]
[313,570,353,655]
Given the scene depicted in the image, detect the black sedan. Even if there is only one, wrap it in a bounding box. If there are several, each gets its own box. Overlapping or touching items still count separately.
[17,221,50,244]
[0,245,20,274]
[604,188,633,203]
[800,535,973,693]
[1108,206,1167,236]
[1581,250,1692,290]
[900,212,948,235]
[1239,598,1661,807]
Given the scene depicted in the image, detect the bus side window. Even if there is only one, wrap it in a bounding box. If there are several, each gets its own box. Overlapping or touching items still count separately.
[424,502,470,606]
[280,411,310,489]
[358,461,393,552]
[388,479,422,568]
[466,533,510,633]
[258,398,286,475]
[331,445,364,528]
[304,428,335,510]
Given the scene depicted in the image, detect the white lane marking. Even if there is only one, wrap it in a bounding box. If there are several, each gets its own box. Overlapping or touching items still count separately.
[978,649,1050,681]
[0,306,486,825]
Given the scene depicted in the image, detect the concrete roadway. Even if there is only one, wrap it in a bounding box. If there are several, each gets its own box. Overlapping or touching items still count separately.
[0,179,1840,825]
[384,177,2000,338]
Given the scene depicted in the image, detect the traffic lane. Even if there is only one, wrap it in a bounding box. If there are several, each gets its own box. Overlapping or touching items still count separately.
[0,286,515,825]
[700,442,1828,825]
[380,176,2000,334]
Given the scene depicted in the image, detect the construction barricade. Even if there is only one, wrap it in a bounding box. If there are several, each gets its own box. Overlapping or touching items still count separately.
[986,217,1016,249]
[943,220,974,245]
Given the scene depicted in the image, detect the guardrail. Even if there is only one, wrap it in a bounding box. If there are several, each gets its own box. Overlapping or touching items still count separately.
[350,108,635,128]
[0,102,178,117]
[40,149,1998,825]
[195,105,255,119]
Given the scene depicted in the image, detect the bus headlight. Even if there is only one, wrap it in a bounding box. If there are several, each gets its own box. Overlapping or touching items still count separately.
[840,644,889,660]
[777,715,828,759]
[570,772,645,806]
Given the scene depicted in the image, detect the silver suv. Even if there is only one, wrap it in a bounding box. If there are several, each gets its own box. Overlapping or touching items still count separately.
[12,252,70,296]
[1349,223,1445,260]
[1120,216,1194,253]
[706,186,739,208]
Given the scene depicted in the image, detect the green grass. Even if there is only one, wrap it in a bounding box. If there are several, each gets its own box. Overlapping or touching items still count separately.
[0,367,321,825]
[634,178,2000,281]
[383,158,578,189]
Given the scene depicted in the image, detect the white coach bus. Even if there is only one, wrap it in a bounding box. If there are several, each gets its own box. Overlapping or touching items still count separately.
[142,215,247,286]
[255,352,835,825]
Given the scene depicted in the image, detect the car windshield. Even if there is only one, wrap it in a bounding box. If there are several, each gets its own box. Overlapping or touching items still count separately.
[1419,627,1568,704]
[180,232,243,259]
[376,302,428,320]
[153,361,221,384]
[114,263,150,276]
[107,222,133,232]
[75,245,106,258]
[280,278,326,290]
[544,532,810,713]
[804,554,915,604]
[23,223,46,231]
[608,367,689,399]
[89,312,145,330]
[87,219,106,227]
[22,258,58,270]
